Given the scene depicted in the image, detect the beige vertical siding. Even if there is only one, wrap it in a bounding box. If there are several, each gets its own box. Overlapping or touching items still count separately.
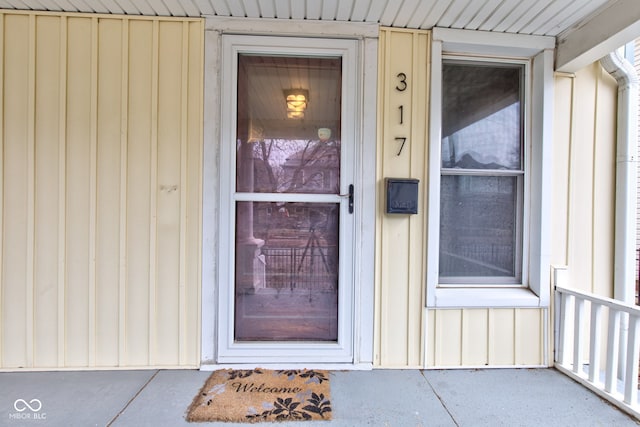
[0,11,203,370]
[551,64,618,364]
[375,28,430,368]
[426,308,545,367]
[553,65,617,298]
[376,27,547,368]
[635,39,640,289]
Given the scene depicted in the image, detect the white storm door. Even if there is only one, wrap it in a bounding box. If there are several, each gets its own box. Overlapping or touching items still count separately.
[217,35,359,363]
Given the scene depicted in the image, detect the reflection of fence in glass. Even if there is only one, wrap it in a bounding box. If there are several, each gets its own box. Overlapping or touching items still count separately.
[440,242,514,277]
[261,245,338,291]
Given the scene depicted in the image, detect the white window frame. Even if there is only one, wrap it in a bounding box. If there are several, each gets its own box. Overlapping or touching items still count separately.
[427,28,555,308]
[439,56,528,286]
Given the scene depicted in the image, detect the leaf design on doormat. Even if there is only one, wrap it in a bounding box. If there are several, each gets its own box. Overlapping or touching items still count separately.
[299,370,328,384]
[228,368,262,380]
[200,383,226,407]
[302,392,332,418]
[273,397,311,420]
[245,397,312,421]
[277,369,301,379]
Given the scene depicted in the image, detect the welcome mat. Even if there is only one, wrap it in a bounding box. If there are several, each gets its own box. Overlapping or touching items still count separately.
[186,369,332,423]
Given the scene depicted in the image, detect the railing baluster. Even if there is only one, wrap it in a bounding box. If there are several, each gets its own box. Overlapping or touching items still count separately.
[605,309,621,394]
[589,302,603,383]
[573,296,585,375]
[558,292,571,366]
[623,314,640,405]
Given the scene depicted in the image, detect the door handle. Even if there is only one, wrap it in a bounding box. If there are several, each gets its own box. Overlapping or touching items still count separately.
[339,185,354,214]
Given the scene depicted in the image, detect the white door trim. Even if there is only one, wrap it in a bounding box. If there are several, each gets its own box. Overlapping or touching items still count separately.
[201,22,378,367]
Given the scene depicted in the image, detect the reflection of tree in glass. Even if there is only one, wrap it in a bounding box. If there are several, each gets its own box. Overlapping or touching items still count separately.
[257,139,279,192]
[254,139,340,194]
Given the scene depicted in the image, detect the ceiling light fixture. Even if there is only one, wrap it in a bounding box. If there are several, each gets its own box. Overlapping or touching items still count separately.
[284,89,308,119]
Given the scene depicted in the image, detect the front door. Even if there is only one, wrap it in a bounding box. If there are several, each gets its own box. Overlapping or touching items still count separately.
[217,36,358,363]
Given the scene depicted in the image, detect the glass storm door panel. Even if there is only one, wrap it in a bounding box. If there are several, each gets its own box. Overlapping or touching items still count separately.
[233,54,346,344]
[218,35,358,363]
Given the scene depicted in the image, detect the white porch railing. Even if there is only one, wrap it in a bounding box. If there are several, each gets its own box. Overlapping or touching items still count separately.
[555,285,640,419]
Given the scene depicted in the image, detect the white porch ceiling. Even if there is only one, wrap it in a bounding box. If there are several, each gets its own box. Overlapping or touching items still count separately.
[0,0,616,36]
[1,0,639,71]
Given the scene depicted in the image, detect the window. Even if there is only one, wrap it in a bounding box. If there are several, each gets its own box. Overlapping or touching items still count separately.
[439,60,525,285]
[427,28,554,308]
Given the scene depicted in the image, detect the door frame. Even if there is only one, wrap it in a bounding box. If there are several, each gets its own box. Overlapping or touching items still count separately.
[201,18,378,368]
[219,35,356,363]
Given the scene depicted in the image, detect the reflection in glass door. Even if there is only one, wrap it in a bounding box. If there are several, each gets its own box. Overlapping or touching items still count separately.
[234,55,343,342]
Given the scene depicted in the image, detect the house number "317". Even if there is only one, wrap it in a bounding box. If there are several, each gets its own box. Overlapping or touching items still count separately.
[395,72,408,156]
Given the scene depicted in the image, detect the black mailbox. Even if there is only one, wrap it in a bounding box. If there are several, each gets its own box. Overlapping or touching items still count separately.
[385,178,419,214]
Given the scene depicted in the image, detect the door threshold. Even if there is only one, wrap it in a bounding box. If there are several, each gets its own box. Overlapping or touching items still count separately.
[199,362,373,371]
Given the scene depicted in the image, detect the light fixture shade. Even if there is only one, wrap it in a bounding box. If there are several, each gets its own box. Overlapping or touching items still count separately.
[284,89,308,119]
[318,128,331,141]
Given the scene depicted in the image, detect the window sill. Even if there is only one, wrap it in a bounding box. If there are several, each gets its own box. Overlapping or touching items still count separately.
[430,287,545,309]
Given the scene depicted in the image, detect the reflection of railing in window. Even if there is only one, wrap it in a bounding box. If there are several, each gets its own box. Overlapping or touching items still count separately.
[261,245,338,291]
[440,243,513,276]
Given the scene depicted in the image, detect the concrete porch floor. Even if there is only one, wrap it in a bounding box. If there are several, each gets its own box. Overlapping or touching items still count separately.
[0,368,638,426]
